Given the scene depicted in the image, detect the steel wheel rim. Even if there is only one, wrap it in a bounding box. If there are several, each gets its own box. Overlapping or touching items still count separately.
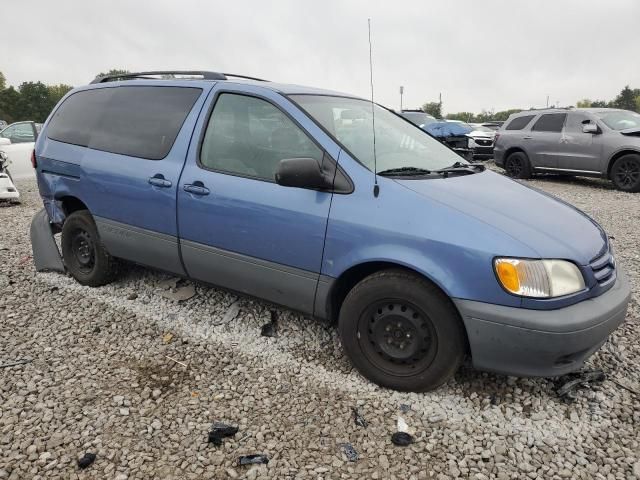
[71,229,96,273]
[357,300,438,377]
[615,160,639,187]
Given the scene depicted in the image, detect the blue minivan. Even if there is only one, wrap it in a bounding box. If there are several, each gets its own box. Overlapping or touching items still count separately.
[31,71,630,392]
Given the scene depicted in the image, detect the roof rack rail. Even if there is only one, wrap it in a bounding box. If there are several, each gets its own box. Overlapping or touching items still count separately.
[90,70,270,84]
[90,70,228,84]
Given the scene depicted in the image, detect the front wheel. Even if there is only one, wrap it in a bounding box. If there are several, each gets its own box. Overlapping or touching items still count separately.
[61,210,118,286]
[338,269,466,392]
[611,154,640,192]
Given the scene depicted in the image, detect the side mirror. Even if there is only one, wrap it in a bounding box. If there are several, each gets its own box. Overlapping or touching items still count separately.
[275,157,332,190]
[582,123,599,134]
[0,138,11,146]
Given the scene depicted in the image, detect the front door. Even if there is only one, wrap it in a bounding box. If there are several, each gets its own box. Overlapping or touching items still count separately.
[177,87,333,314]
[555,112,603,173]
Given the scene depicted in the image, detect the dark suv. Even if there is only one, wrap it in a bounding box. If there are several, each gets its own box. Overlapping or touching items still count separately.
[494,108,640,192]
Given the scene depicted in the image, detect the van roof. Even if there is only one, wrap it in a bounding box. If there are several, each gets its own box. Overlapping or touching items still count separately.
[89,70,362,99]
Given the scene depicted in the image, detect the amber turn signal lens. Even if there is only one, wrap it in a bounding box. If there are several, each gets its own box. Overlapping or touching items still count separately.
[495,260,520,293]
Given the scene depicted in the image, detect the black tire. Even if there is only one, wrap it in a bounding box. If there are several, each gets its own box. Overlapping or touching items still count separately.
[611,154,640,192]
[338,269,466,392]
[504,151,532,179]
[61,210,118,286]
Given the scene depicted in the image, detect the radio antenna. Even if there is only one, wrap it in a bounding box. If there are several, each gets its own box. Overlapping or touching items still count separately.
[368,18,380,197]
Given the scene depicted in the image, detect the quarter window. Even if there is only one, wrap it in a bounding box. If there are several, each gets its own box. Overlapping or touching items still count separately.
[47,86,202,160]
[505,115,535,130]
[200,93,323,181]
[531,113,567,133]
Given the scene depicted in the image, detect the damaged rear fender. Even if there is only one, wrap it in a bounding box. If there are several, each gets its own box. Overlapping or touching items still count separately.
[30,208,65,273]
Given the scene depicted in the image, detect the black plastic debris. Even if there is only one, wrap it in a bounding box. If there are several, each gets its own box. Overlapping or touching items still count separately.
[339,443,359,462]
[391,431,413,446]
[260,310,278,338]
[399,403,411,413]
[77,452,96,469]
[352,407,367,428]
[0,358,32,369]
[238,454,269,466]
[208,422,239,446]
[556,369,606,401]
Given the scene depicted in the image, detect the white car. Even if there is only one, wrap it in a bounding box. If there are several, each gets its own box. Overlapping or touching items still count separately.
[0,121,40,180]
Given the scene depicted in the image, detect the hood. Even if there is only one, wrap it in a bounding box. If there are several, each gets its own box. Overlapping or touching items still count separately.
[397,170,606,265]
[467,130,495,139]
[620,126,640,137]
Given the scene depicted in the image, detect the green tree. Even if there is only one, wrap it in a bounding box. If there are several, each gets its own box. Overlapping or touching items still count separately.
[576,99,592,108]
[0,72,6,91]
[421,101,442,118]
[611,86,637,110]
[590,100,608,108]
[445,112,475,122]
[95,69,130,80]
[0,86,21,123]
[635,95,640,113]
[17,82,52,122]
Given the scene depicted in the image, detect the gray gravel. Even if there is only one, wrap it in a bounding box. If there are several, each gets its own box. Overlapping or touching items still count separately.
[1,172,639,479]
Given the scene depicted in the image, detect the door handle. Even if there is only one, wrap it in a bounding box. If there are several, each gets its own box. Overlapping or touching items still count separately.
[148,174,172,188]
[183,181,210,196]
[523,136,532,140]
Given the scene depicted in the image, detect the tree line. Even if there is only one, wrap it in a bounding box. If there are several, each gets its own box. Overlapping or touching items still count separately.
[421,85,640,123]
[0,70,130,125]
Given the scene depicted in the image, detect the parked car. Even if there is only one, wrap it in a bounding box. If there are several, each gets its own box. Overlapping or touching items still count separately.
[481,121,504,131]
[0,151,20,203]
[0,121,40,180]
[30,70,630,392]
[0,120,8,130]
[398,109,437,128]
[494,108,640,192]
[467,124,496,160]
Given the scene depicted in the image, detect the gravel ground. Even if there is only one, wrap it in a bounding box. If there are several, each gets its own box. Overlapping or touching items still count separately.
[1,171,639,480]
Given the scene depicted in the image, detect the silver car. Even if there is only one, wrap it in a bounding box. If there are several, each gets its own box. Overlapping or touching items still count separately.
[494,108,640,192]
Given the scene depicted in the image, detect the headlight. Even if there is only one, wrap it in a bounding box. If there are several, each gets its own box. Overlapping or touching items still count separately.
[494,258,585,298]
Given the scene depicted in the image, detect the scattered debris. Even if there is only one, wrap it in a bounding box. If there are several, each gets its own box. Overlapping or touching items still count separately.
[610,378,640,397]
[18,255,31,265]
[162,332,174,344]
[352,407,367,428]
[77,452,96,469]
[127,292,138,300]
[238,454,269,466]
[160,284,196,302]
[93,326,101,334]
[391,432,413,446]
[339,443,359,462]
[208,422,239,446]
[397,416,409,433]
[165,355,188,368]
[556,369,606,401]
[260,310,278,337]
[0,358,32,368]
[158,277,179,289]
[215,301,241,326]
[399,403,411,413]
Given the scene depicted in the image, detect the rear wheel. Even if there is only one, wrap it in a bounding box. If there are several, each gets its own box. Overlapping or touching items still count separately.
[611,154,640,192]
[338,269,466,392]
[61,210,118,286]
[504,151,532,179]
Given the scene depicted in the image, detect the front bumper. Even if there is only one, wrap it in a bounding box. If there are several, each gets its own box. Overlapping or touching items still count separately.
[454,269,631,377]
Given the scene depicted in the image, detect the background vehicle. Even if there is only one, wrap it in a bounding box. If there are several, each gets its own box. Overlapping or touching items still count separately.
[424,121,495,160]
[467,124,496,160]
[399,109,437,127]
[31,71,629,392]
[494,108,640,192]
[481,121,504,131]
[0,151,20,203]
[0,121,39,180]
[0,120,7,130]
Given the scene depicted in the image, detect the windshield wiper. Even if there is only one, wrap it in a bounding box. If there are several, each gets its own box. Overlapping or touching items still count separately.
[378,166,432,177]
[433,161,485,176]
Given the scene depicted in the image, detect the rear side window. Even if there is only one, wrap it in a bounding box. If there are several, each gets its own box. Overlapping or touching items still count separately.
[46,86,202,160]
[199,93,323,181]
[505,115,535,130]
[531,113,567,133]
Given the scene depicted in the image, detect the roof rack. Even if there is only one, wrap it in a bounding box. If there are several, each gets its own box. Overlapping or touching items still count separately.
[90,70,269,84]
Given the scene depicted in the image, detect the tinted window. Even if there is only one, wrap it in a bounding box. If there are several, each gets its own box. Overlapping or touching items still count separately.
[531,113,567,132]
[505,115,535,130]
[47,86,202,160]
[200,93,323,181]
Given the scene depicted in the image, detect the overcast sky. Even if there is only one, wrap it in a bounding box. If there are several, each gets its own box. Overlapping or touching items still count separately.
[2,0,639,114]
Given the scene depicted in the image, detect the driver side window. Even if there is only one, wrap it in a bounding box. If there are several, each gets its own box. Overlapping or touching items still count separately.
[200,93,323,181]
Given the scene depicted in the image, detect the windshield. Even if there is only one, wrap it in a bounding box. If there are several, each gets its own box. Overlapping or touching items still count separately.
[595,110,640,131]
[400,112,436,127]
[291,95,463,172]
[471,125,494,132]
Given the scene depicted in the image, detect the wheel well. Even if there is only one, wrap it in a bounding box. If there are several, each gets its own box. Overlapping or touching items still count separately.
[504,147,526,161]
[58,196,88,217]
[327,262,445,323]
[606,150,640,179]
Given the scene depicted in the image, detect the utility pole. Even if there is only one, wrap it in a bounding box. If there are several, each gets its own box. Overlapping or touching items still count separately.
[546,95,549,108]
[399,86,404,111]
[439,92,442,118]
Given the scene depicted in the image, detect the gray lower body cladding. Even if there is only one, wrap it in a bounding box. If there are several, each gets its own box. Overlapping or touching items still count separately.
[30,208,64,273]
[454,270,631,377]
